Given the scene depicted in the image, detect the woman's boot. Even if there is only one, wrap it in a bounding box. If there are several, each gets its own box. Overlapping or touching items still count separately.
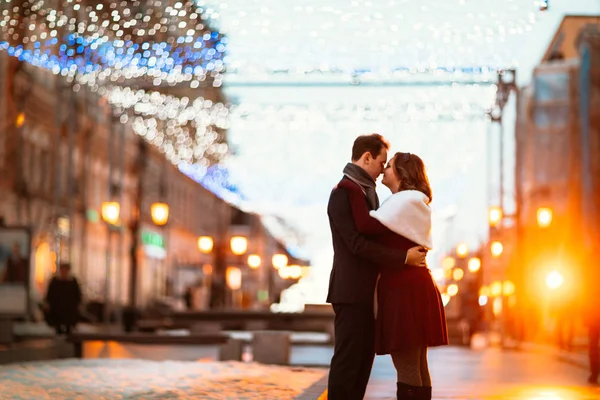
[396,382,419,399]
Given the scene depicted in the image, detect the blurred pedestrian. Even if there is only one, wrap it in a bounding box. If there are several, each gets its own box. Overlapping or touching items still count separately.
[44,262,82,335]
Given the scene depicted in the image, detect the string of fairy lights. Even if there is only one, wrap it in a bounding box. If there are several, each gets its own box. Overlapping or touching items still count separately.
[0,0,229,165]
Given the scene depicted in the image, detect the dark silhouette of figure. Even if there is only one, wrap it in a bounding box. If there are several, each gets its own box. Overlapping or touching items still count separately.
[45,263,82,335]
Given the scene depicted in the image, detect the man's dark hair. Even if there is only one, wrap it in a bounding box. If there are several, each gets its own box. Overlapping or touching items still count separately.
[351,134,390,161]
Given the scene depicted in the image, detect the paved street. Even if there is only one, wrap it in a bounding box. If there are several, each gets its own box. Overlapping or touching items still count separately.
[363,346,600,399]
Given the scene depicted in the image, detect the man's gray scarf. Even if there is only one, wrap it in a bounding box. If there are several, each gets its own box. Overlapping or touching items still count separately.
[343,163,379,210]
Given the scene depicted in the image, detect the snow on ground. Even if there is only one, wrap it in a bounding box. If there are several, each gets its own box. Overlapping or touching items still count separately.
[0,358,326,399]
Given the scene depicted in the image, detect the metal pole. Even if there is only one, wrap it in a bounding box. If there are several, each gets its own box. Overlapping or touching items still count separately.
[67,83,76,265]
[104,113,115,324]
[116,114,126,322]
[129,138,147,308]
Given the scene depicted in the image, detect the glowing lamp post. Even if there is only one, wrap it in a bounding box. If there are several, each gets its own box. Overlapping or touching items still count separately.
[491,241,504,258]
[272,254,288,270]
[488,206,503,227]
[447,284,459,297]
[442,256,456,269]
[546,271,564,290]
[247,254,261,269]
[197,236,214,254]
[452,268,464,281]
[456,243,469,258]
[537,207,553,228]
[101,202,120,225]
[468,257,481,273]
[230,236,248,256]
[226,266,242,290]
[150,202,169,226]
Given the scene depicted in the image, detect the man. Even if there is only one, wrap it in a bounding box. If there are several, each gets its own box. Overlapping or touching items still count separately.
[327,134,427,399]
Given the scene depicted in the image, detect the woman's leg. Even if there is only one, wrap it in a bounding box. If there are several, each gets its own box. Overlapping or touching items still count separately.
[391,346,422,386]
[420,347,432,386]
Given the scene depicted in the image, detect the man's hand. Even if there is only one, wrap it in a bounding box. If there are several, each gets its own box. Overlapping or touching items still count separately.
[405,246,428,267]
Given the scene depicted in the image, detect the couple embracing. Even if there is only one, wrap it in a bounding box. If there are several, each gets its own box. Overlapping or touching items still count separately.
[326,134,448,400]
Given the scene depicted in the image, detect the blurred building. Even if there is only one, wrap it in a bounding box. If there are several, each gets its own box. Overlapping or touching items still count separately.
[510,18,600,341]
[0,1,302,315]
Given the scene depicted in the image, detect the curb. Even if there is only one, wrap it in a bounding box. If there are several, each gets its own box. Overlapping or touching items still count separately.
[296,372,329,400]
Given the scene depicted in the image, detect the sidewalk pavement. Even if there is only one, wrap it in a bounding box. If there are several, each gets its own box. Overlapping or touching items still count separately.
[295,338,593,400]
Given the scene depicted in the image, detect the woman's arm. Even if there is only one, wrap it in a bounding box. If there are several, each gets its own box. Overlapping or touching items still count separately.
[337,180,391,235]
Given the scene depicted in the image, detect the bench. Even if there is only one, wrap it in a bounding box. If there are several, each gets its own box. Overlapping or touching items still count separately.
[67,332,229,358]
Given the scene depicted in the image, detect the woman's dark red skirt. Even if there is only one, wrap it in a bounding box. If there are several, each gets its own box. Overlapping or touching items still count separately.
[375,266,448,355]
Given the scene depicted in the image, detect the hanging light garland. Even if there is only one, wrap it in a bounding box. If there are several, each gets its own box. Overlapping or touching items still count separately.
[107,86,229,164]
[0,0,229,166]
[0,0,226,85]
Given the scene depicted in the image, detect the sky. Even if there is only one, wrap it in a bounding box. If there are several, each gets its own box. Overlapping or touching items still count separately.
[201,0,600,305]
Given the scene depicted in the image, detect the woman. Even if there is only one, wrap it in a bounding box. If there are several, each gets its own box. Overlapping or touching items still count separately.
[45,262,82,335]
[338,151,448,400]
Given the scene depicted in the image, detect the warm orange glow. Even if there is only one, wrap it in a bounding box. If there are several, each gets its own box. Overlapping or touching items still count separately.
[479,286,490,297]
[431,268,445,282]
[453,268,464,281]
[537,207,553,228]
[202,264,213,275]
[272,254,288,270]
[301,266,311,279]
[447,284,459,296]
[150,202,169,226]
[456,243,469,258]
[247,254,261,269]
[230,236,248,255]
[488,206,503,227]
[503,280,516,296]
[16,112,25,128]
[101,202,120,225]
[226,266,242,290]
[546,270,564,289]
[491,281,503,297]
[468,257,481,272]
[288,265,302,279]
[197,236,214,253]
[491,241,503,258]
[442,256,456,269]
[278,266,291,279]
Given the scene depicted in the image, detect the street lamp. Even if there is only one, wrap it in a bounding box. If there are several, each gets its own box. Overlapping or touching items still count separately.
[491,241,504,258]
[101,202,120,225]
[452,268,464,281]
[488,206,503,227]
[503,281,516,296]
[150,202,169,226]
[447,284,459,297]
[272,254,288,270]
[288,265,302,280]
[197,236,214,254]
[537,207,553,228]
[546,271,564,289]
[468,257,481,273]
[226,266,242,290]
[230,236,248,255]
[456,243,469,258]
[442,256,456,269]
[247,254,261,269]
[491,281,503,297]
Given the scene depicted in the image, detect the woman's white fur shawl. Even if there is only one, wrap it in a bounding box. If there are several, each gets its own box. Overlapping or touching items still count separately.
[369,190,433,249]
